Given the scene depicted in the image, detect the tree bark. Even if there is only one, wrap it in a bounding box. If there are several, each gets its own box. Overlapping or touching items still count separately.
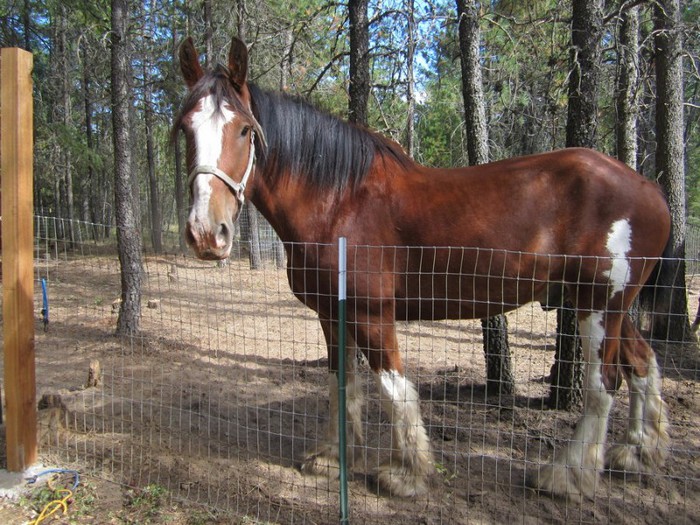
[349,0,370,125]
[565,0,603,149]
[551,0,604,410]
[170,21,187,252]
[81,39,100,241]
[615,6,641,326]
[232,0,263,269]
[236,0,246,42]
[405,0,416,157]
[111,0,143,335]
[204,0,213,67]
[616,5,639,170]
[456,0,514,396]
[144,61,163,253]
[59,6,76,246]
[652,0,693,342]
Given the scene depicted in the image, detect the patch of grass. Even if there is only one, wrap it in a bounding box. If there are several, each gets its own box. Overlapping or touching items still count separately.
[434,462,458,486]
[119,484,169,523]
[20,475,97,523]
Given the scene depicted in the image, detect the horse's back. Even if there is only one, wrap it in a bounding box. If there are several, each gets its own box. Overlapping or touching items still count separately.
[388,148,668,258]
[375,148,670,319]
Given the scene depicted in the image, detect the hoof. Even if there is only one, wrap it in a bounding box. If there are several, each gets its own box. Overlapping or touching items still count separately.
[527,463,597,500]
[376,463,430,498]
[606,441,667,477]
[606,444,645,477]
[301,449,340,479]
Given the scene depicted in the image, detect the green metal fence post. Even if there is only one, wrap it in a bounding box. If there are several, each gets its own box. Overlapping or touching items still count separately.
[338,237,349,523]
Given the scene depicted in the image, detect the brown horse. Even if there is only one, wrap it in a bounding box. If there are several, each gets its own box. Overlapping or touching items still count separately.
[175,37,671,499]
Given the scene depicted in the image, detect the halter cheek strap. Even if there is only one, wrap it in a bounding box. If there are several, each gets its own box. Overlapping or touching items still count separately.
[187,131,256,218]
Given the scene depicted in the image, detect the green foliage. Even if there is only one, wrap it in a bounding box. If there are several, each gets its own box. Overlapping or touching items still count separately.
[20,477,97,522]
[0,0,697,230]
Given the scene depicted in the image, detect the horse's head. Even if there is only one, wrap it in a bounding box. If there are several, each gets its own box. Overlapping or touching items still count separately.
[177,37,262,260]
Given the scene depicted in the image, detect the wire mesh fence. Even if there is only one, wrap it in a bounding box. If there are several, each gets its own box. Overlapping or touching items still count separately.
[5,216,700,523]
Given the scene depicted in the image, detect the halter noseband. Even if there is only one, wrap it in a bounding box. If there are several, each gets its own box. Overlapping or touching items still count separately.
[187,130,256,219]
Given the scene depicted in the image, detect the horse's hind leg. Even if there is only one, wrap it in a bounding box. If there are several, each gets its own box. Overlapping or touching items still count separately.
[606,316,670,474]
[531,310,617,499]
[302,322,365,478]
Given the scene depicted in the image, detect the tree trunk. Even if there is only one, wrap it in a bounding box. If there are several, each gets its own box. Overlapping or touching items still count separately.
[144,62,163,253]
[348,0,370,125]
[456,0,514,396]
[615,6,641,326]
[652,0,692,342]
[405,0,416,157]
[231,0,263,269]
[246,203,262,269]
[615,5,639,170]
[170,22,187,252]
[111,0,143,335]
[59,6,75,246]
[551,0,604,411]
[565,0,603,148]
[174,134,187,252]
[274,29,293,269]
[204,0,213,67]
[81,40,100,241]
[236,0,246,41]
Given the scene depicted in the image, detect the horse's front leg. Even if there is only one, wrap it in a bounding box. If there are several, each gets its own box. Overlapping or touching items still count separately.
[301,320,365,478]
[373,366,434,497]
[360,321,434,497]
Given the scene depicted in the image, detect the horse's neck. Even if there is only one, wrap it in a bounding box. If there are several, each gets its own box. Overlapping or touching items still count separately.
[250,176,340,244]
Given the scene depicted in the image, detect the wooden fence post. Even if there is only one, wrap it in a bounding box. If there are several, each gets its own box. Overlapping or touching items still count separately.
[1,47,37,472]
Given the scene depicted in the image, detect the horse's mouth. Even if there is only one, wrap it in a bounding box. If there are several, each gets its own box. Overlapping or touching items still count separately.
[185,235,231,261]
[196,249,230,261]
[188,241,232,261]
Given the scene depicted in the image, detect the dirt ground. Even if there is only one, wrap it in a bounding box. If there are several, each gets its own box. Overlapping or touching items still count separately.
[1,249,699,524]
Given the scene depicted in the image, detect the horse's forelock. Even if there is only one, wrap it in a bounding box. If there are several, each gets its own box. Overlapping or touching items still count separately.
[172,66,259,144]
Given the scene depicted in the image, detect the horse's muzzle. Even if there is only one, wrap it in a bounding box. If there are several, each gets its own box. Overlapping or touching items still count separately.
[185,217,233,261]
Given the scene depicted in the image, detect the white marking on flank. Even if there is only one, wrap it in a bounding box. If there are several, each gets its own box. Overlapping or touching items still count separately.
[604,219,632,297]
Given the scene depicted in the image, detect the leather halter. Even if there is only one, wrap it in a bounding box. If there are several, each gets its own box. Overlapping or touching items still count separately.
[187,130,256,220]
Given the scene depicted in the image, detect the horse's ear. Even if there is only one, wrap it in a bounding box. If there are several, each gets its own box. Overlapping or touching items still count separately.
[228,37,249,90]
[179,37,204,89]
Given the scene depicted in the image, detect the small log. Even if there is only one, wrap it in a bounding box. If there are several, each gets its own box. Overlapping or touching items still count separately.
[86,359,102,387]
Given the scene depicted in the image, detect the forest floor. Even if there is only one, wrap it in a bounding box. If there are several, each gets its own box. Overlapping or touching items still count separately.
[0,252,698,524]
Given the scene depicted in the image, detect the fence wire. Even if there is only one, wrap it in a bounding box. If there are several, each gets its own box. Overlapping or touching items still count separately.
[6,216,699,523]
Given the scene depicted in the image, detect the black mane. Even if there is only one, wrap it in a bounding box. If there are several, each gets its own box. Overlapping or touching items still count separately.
[249,84,412,191]
[174,69,413,191]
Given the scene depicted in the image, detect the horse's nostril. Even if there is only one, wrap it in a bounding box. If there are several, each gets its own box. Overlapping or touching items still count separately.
[215,222,232,249]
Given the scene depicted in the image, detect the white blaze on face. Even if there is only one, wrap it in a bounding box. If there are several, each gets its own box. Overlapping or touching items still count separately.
[189,94,236,221]
[604,218,632,297]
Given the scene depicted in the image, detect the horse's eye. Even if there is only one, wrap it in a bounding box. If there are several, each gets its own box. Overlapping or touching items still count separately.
[241,126,250,137]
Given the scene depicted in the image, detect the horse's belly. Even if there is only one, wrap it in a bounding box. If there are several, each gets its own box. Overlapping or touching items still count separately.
[395,298,512,321]
[394,278,548,321]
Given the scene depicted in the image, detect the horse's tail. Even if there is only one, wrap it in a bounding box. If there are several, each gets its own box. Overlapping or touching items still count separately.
[638,258,662,312]
[636,236,673,331]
